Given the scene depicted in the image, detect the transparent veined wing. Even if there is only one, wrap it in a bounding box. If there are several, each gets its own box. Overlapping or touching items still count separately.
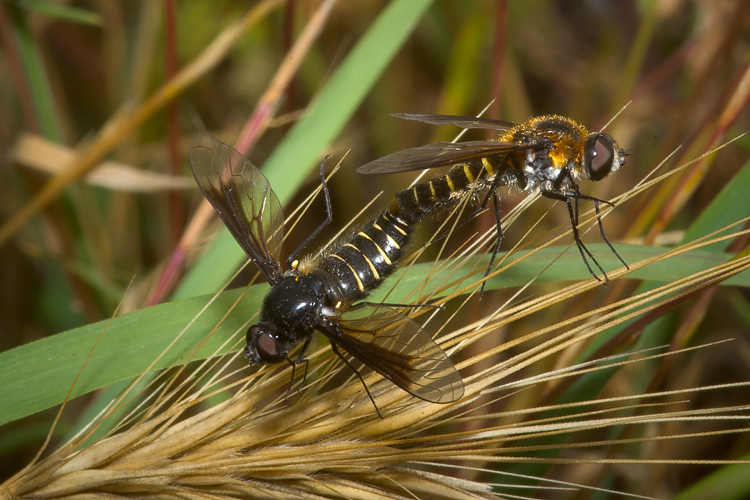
[356,140,538,174]
[189,135,284,284]
[392,112,515,130]
[328,305,464,404]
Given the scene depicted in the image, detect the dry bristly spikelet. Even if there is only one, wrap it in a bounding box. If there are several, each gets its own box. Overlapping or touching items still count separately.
[5,172,750,500]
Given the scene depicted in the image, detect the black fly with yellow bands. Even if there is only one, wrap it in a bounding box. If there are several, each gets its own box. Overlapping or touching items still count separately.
[189,135,463,417]
[309,209,412,301]
[358,113,630,292]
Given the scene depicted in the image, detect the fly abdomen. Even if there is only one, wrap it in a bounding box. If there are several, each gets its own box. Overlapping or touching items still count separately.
[316,209,411,302]
[396,156,505,222]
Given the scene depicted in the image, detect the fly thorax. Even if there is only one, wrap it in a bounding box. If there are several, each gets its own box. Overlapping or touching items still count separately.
[521,153,550,192]
[259,272,327,338]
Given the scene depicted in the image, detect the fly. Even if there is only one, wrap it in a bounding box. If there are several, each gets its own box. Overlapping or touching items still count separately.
[357,113,629,292]
[189,135,464,416]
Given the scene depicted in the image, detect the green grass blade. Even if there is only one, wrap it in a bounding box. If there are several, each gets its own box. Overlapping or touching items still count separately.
[682,158,750,252]
[7,2,63,141]
[673,452,750,500]
[3,242,748,426]
[23,0,101,26]
[0,286,264,427]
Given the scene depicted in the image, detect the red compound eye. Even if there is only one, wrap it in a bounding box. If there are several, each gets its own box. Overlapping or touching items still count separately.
[255,331,286,363]
[584,134,615,181]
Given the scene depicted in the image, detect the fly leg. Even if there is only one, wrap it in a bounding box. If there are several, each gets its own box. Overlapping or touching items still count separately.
[285,335,313,398]
[418,186,502,299]
[477,189,503,299]
[434,155,511,242]
[354,301,444,311]
[542,188,609,281]
[567,193,629,271]
[425,189,491,246]
[472,161,509,298]
[428,156,511,298]
[287,155,333,267]
[330,342,383,418]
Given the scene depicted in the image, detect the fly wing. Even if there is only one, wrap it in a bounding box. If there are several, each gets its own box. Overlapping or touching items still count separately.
[189,135,284,284]
[356,140,536,174]
[329,306,464,404]
[392,113,516,130]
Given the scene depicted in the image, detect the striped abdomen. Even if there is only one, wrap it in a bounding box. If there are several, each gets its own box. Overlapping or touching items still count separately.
[395,154,514,223]
[315,209,411,302]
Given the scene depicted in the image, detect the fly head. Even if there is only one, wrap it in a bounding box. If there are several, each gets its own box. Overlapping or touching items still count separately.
[583,133,626,182]
[245,323,289,364]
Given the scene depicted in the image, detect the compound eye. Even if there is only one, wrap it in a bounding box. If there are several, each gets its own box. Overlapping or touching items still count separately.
[255,332,287,363]
[584,134,615,181]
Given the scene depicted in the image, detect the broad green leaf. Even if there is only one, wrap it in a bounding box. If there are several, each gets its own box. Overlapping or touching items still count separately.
[3,243,748,426]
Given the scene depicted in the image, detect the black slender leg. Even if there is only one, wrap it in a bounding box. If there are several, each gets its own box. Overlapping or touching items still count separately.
[478,190,504,299]
[548,169,604,278]
[557,190,628,275]
[567,194,608,280]
[295,359,310,394]
[287,156,334,267]
[354,301,444,311]
[284,335,313,398]
[568,192,616,209]
[330,342,382,418]
[284,358,297,399]
[425,165,507,299]
[591,198,629,270]
[543,189,608,281]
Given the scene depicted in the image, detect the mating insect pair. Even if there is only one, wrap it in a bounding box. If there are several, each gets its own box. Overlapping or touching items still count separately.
[189,113,627,415]
[359,113,629,293]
